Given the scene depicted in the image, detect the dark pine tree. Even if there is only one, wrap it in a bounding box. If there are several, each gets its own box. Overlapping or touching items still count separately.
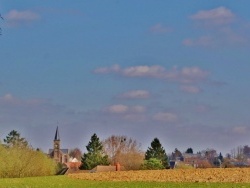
[3,130,28,148]
[218,152,223,162]
[185,148,193,154]
[145,138,169,168]
[80,133,109,170]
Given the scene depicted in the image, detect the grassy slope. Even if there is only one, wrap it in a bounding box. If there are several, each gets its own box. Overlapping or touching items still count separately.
[0,176,249,188]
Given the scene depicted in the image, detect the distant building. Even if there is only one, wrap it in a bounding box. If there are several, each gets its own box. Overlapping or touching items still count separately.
[183,153,209,168]
[48,126,69,163]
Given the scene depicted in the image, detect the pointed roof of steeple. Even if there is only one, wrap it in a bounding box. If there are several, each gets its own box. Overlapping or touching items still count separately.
[54,126,60,141]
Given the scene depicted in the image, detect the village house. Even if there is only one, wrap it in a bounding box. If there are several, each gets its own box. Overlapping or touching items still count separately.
[182,153,210,168]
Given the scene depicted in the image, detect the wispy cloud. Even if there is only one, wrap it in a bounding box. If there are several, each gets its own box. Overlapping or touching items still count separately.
[183,36,214,47]
[0,93,45,107]
[184,7,249,47]
[191,6,235,26]
[183,31,247,47]
[149,23,172,34]
[0,93,71,124]
[153,112,178,123]
[232,126,250,135]
[180,85,202,94]
[104,104,146,114]
[94,65,209,84]
[93,64,120,74]
[104,104,128,114]
[103,104,147,122]
[118,90,150,99]
[5,10,40,27]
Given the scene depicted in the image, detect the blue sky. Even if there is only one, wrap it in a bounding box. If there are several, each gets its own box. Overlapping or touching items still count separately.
[1,1,250,155]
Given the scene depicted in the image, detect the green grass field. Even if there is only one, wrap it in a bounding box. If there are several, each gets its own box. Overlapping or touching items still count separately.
[0,176,249,188]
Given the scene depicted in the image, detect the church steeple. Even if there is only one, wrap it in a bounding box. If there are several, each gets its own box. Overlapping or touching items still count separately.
[53,126,61,162]
[48,125,69,164]
[54,126,60,141]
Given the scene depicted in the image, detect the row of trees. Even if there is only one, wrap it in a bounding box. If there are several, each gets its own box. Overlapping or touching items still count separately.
[2,129,248,178]
[81,134,244,170]
[80,134,170,170]
[0,130,57,178]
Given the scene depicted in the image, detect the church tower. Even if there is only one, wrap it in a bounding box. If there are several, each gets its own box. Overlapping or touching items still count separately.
[53,126,60,162]
[48,126,69,163]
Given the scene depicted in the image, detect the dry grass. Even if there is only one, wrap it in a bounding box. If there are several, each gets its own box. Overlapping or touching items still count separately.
[68,168,250,183]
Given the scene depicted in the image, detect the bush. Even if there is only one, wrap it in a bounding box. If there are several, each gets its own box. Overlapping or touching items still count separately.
[141,158,165,170]
[175,162,194,169]
[221,159,235,168]
[118,151,144,170]
[0,145,57,178]
[196,160,213,168]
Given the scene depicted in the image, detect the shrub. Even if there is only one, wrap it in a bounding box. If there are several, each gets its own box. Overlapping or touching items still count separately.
[117,151,144,170]
[175,162,194,169]
[141,158,165,170]
[221,159,235,168]
[0,145,57,178]
[196,160,213,168]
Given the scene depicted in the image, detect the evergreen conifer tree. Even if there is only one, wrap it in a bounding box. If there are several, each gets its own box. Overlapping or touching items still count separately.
[3,130,28,148]
[185,148,193,154]
[81,133,109,170]
[145,138,169,168]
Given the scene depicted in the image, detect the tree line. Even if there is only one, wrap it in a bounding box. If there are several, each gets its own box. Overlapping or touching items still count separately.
[80,133,250,170]
[1,129,249,178]
[81,134,176,170]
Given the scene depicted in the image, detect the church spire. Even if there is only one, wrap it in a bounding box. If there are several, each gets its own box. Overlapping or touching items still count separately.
[54,126,60,141]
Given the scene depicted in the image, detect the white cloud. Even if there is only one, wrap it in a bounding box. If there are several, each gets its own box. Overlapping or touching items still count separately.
[103,104,147,122]
[123,65,165,78]
[94,64,120,74]
[104,104,146,114]
[118,90,150,99]
[219,27,247,44]
[183,32,248,47]
[183,36,214,47]
[153,112,178,122]
[104,104,128,114]
[180,85,202,94]
[232,126,249,134]
[178,67,209,83]
[185,7,249,47]
[149,23,172,34]
[0,94,21,106]
[191,6,235,25]
[0,94,49,107]
[2,93,15,101]
[94,65,209,84]
[5,10,40,26]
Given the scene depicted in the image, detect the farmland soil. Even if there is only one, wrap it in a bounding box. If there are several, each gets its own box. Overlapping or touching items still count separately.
[68,168,250,183]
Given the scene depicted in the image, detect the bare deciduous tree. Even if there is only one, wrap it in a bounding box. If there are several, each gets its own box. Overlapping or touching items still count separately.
[69,148,82,161]
[102,135,144,170]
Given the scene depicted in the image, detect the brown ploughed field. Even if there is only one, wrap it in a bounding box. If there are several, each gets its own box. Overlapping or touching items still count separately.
[68,168,250,183]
